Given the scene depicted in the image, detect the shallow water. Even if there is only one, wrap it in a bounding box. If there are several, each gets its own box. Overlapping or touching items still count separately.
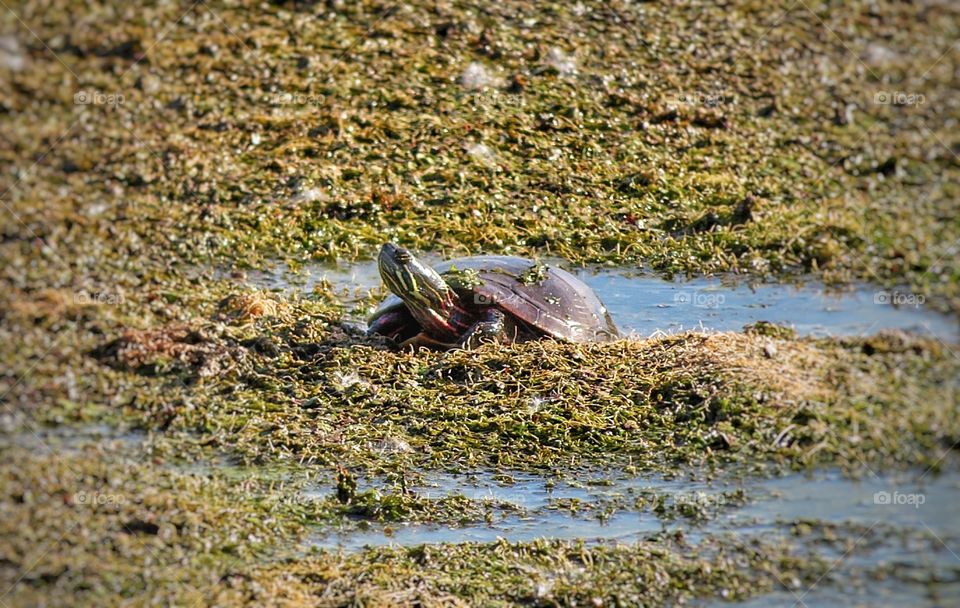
[18,417,957,605]
[310,469,960,551]
[310,468,960,606]
[241,260,959,341]
[0,423,145,454]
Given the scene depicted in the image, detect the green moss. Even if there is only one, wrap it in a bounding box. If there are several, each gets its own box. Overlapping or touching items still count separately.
[241,537,829,607]
[445,265,483,290]
[518,262,549,285]
[744,321,798,340]
[2,0,959,604]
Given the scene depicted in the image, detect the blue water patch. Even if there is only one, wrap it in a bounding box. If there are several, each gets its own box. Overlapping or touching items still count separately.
[309,469,960,552]
[238,260,959,341]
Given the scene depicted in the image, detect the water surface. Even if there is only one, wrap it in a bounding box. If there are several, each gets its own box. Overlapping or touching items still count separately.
[308,468,960,606]
[240,260,959,341]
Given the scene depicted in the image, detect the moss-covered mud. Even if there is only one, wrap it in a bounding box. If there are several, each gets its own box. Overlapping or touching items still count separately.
[2,0,959,605]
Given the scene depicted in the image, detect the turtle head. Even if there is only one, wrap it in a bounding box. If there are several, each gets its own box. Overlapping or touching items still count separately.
[378,243,460,337]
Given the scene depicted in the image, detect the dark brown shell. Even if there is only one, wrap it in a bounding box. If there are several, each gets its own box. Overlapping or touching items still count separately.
[371,256,619,343]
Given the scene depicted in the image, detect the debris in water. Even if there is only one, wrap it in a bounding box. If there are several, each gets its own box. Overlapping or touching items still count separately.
[545,47,577,76]
[0,35,25,71]
[861,43,899,68]
[292,188,324,204]
[466,143,497,167]
[460,62,500,90]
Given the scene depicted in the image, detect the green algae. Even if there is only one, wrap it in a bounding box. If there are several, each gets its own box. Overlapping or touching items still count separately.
[517,261,549,285]
[3,273,959,604]
[445,265,483,290]
[2,0,960,604]
[245,536,831,607]
[88,311,956,476]
[3,1,959,310]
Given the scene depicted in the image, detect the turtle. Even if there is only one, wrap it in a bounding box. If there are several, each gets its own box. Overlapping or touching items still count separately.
[367,243,620,349]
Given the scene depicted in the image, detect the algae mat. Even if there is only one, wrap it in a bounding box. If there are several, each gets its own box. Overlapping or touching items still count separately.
[1,1,959,606]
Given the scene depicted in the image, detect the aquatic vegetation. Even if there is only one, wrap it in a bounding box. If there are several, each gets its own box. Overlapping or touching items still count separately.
[2,0,958,604]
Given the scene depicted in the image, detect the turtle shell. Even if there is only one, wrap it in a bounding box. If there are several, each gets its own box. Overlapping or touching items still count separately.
[370,255,619,343]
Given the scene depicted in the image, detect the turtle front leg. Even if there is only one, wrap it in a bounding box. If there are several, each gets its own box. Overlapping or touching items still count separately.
[458,309,514,349]
[368,309,423,347]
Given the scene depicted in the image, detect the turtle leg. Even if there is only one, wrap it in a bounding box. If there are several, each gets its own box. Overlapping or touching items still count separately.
[400,332,456,350]
[458,309,515,349]
[367,309,421,345]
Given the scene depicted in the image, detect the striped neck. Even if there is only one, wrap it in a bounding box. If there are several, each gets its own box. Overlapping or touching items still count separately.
[405,289,470,341]
[377,242,473,340]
